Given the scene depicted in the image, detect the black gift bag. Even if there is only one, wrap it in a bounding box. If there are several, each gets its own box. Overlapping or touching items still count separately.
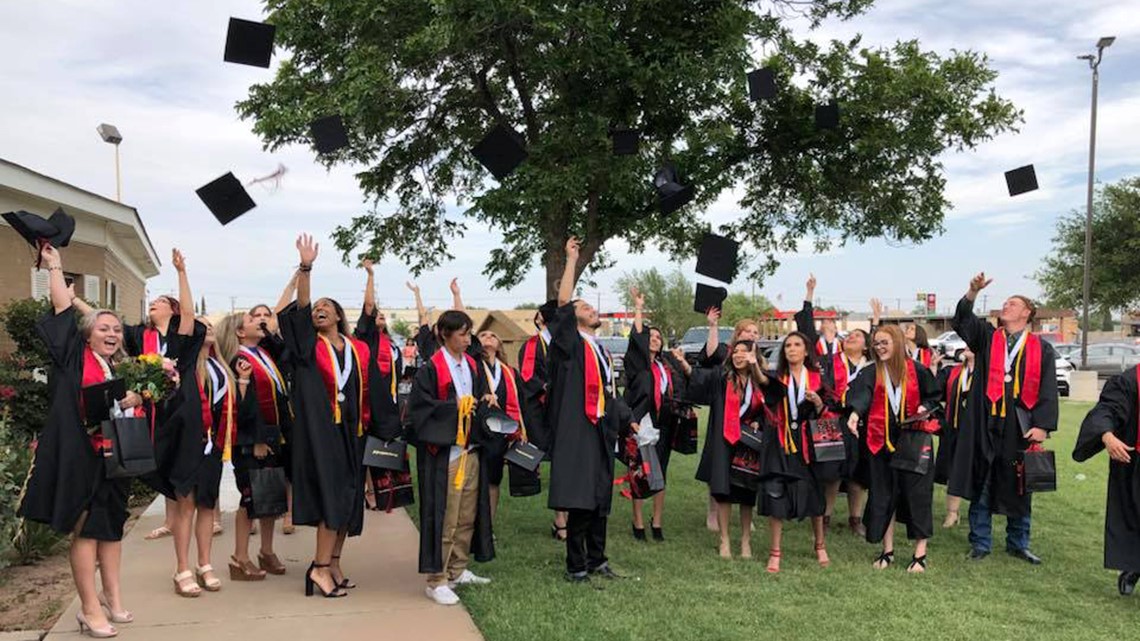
[372,466,415,511]
[249,467,289,517]
[729,445,762,491]
[100,417,156,479]
[642,445,665,493]
[507,462,542,498]
[362,436,407,471]
[1021,445,1057,494]
[671,411,698,455]
[809,416,847,463]
[889,430,933,475]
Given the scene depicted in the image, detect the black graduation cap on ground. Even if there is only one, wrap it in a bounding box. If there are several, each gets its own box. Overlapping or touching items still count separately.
[611,128,640,156]
[2,208,75,249]
[471,124,528,180]
[224,18,276,68]
[693,283,728,314]
[695,233,739,283]
[815,100,840,130]
[310,115,349,155]
[1004,165,1039,197]
[196,173,256,225]
[747,68,777,101]
[654,164,694,215]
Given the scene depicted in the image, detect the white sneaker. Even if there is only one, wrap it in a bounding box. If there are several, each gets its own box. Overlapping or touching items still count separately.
[452,570,492,586]
[425,585,460,606]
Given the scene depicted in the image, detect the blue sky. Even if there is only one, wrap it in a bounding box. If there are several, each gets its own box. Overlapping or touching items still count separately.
[0,0,1137,316]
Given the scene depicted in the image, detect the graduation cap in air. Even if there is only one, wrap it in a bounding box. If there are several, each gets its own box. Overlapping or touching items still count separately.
[695,233,739,283]
[747,68,777,101]
[815,100,840,130]
[653,164,694,215]
[223,17,276,68]
[3,208,75,249]
[610,128,641,156]
[471,124,528,180]
[1004,165,1038,197]
[310,115,349,155]
[693,283,728,314]
[196,172,256,225]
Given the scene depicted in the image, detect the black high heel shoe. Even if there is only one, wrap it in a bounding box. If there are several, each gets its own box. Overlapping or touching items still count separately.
[651,526,664,541]
[305,562,347,598]
[331,555,356,589]
[631,523,646,541]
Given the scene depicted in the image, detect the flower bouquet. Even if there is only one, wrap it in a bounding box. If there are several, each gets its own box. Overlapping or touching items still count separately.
[116,353,179,402]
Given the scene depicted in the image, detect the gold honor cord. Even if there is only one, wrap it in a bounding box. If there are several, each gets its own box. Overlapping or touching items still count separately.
[453,395,476,489]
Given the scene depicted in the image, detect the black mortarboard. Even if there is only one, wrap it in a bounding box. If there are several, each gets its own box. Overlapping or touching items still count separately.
[1004,165,1038,197]
[224,18,276,68]
[471,124,528,180]
[538,299,558,324]
[310,115,349,155]
[3,209,73,249]
[654,164,694,215]
[485,408,520,435]
[611,128,640,156]
[815,101,840,130]
[747,68,777,101]
[693,283,728,314]
[695,233,739,283]
[196,173,256,225]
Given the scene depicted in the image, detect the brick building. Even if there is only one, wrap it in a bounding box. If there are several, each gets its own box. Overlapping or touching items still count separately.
[0,158,160,352]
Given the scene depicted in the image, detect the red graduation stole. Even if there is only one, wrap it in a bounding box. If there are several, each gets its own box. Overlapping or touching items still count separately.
[429,350,479,485]
[777,369,822,461]
[914,347,932,368]
[142,327,164,355]
[375,331,397,402]
[485,361,528,441]
[582,338,606,425]
[520,334,547,381]
[240,348,284,427]
[431,349,477,402]
[867,360,920,455]
[722,376,762,445]
[832,353,852,404]
[81,348,111,451]
[198,357,236,461]
[986,329,1042,417]
[314,335,371,436]
[652,359,673,413]
[945,364,970,430]
[816,336,839,357]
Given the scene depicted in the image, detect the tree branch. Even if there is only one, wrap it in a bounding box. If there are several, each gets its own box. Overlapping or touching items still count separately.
[503,33,539,140]
[472,62,509,128]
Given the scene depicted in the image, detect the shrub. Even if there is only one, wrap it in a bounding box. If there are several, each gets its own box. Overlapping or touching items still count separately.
[0,298,52,443]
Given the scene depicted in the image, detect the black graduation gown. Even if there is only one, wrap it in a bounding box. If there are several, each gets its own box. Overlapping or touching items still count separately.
[623,326,683,478]
[688,367,763,504]
[794,300,841,368]
[475,358,513,486]
[355,312,403,441]
[755,372,831,519]
[1074,366,1140,573]
[948,297,1059,517]
[279,303,366,535]
[516,333,552,452]
[407,354,495,574]
[546,303,629,514]
[147,322,209,501]
[18,307,129,541]
[935,365,973,485]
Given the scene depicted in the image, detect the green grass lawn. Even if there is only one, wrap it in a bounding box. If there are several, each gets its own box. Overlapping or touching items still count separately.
[449,401,1138,641]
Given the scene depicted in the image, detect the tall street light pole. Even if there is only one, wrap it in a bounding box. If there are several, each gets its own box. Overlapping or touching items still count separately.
[96,124,124,202]
[1077,36,1115,368]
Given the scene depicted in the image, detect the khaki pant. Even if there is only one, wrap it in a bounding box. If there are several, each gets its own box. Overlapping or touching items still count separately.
[427,452,480,587]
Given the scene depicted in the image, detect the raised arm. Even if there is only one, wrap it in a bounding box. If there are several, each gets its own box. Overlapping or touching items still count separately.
[274,270,299,315]
[41,245,71,314]
[869,298,883,334]
[952,272,994,352]
[631,286,645,333]
[406,281,428,327]
[557,237,579,306]
[449,278,465,312]
[704,307,721,360]
[172,249,194,336]
[362,259,376,315]
[796,274,819,344]
[295,233,318,308]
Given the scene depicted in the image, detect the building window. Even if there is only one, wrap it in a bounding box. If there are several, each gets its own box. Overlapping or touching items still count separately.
[105,280,118,311]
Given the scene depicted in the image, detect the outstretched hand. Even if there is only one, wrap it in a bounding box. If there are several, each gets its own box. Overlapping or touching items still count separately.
[969,272,993,294]
[847,413,860,436]
[172,248,187,273]
[806,273,817,297]
[296,233,319,265]
[449,278,461,296]
[1103,433,1134,464]
[630,286,644,310]
[706,307,721,325]
[362,258,374,275]
[565,237,580,264]
[405,281,419,294]
[40,244,61,269]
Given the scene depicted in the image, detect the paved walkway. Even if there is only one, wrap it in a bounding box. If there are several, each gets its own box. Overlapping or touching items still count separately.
[46,466,483,640]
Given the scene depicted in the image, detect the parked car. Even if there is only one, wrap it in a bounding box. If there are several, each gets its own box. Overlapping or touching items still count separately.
[935,331,967,359]
[596,336,628,387]
[678,326,736,365]
[1050,342,1080,359]
[1069,343,1140,378]
[1055,355,1072,397]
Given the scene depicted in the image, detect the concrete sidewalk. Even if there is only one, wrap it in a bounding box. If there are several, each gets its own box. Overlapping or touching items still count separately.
[45,467,483,640]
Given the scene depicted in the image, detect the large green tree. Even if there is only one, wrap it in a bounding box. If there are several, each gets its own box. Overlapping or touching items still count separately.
[613,268,703,341]
[240,0,1020,298]
[1036,176,1140,316]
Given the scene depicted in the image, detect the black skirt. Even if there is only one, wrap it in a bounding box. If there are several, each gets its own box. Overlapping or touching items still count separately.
[757,426,824,520]
[78,477,131,542]
[934,427,959,486]
[191,449,224,509]
[864,451,934,543]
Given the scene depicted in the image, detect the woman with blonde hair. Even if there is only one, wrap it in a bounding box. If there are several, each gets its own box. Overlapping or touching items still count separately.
[845,324,941,573]
[19,244,146,637]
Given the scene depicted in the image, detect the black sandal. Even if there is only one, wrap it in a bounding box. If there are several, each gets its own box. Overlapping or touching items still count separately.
[907,555,928,573]
[305,563,347,598]
[873,550,894,570]
[651,526,664,541]
[551,523,568,541]
[331,555,356,589]
[632,524,647,541]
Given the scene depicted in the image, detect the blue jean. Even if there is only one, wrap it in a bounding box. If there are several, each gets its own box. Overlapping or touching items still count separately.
[967,482,1031,553]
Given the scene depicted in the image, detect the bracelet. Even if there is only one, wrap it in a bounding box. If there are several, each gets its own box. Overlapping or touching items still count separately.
[298,263,312,272]
[47,266,62,272]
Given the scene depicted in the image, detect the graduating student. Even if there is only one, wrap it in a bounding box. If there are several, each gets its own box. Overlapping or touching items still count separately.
[18,244,145,637]
[278,234,372,598]
[517,300,564,540]
[548,237,633,583]
[622,286,685,541]
[408,309,495,606]
[757,331,836,573]
[1073,366,1140,597]
[676,310,765,560]
[475,328,530,522]
[846,324,942,573]
[906,323,938,371]
[935,348,975,528]
[948,273,1058,564]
